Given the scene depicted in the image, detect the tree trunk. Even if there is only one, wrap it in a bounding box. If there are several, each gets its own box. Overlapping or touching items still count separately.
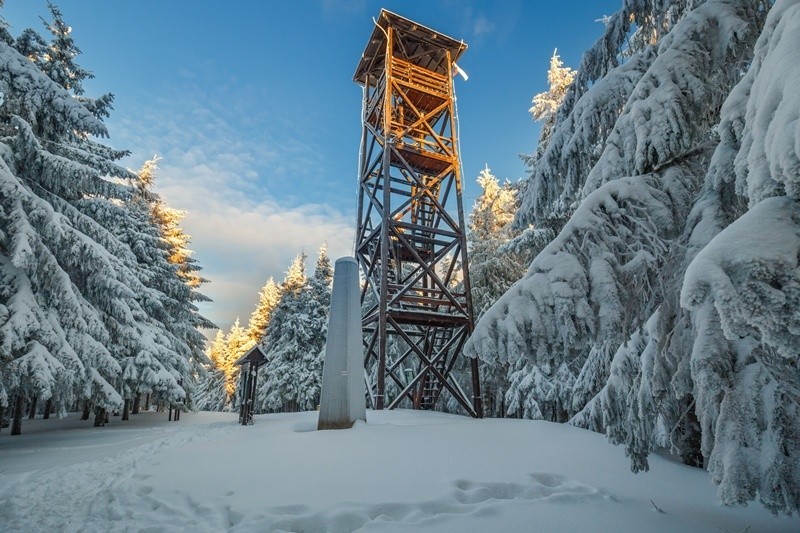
[81,401,91,420]
[43,398,52,419]
[144,393,150,411]
[28,396,38,420]
[11,394,24,435]
[0,403,5,434]
[122,399,130,421]
[94,407,106,427]
[104,411,109,424]
[680,406,704,468]
[132,394,140,414]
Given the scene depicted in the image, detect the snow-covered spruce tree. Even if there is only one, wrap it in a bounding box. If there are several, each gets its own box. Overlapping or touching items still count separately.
[298,244,332,409]
[193,365,227,412]
[565,0,770,477]
[467,0,766,433]
[678,0,800,514]
[86,158,214,412]
[150,188,216,407]
[33,7,200,415]
[469,165,700,421]
[280,250,308,294]
[0,7,205,432]
[470,0,798,515]
[0,23,127,431]
[137,161,214,387]
[517,0,706,233]
[194,330,228,411]
[466,166,530,417]
[20,2,91,96]
[222,318,251,409]
[144,162,215,367]
[152,194,208,291]
[527,50,575,162]
[519,50,656,232]
[257,252,308,413]
[246,276,282,344]
[575,0,777,481]
[257,247,332,413]
[469,166,525,320]
[0,252,80,432]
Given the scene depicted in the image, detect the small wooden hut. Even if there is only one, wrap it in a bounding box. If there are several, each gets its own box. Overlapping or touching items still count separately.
[235,345,268,425]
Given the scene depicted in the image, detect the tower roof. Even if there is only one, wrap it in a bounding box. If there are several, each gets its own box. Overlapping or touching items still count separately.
[353,9,467,86]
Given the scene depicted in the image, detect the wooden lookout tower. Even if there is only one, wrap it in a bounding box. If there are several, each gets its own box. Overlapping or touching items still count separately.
[353,10,482,417]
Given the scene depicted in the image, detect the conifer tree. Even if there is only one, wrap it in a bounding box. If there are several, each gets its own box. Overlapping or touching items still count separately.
[0,15,129,431]
[299,244,333,408]
[466,166,529,417]
[0,6,209,432]
[466,0,800,516]
[257,253,308,412]
[677,0,799,513]
[135,163,214,331]
[468,0,765,434]
[515,0,698,232]
[246,277,281,343]
[256,248,332,413]
[194,330,228,411]
[469,166,526,320]
[311,243,333,298]
[37,3,92,94]
[115,159,214,407]
[528,50,575,160]
[222,318,251,407]
[281,251,308,293]
[152,198,208,291]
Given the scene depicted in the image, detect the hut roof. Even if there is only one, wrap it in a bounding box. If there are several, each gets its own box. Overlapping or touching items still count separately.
[234,345,268,366]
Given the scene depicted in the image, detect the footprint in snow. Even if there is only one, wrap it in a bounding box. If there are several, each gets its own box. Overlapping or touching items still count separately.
[452,473,603,505]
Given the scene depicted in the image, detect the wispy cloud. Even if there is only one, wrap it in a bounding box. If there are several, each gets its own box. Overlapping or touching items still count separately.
[441,0,521,44]
[156,161,353,332]
[471,15,494,37]
[108,70,354,334]
[446,4,494,42]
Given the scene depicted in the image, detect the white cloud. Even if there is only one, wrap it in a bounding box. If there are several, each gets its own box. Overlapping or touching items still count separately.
[472,15,494,37]
[157,159,354,331]
[109,76,355,334]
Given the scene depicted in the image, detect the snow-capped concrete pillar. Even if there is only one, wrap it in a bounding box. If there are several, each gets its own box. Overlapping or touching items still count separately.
[318,257,367,430]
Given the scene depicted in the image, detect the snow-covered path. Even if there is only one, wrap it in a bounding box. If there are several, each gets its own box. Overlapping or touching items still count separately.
[0,410,796,532]
[0,412,233,531]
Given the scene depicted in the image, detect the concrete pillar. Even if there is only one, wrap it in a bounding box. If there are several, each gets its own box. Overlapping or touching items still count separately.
[318,257,367,430]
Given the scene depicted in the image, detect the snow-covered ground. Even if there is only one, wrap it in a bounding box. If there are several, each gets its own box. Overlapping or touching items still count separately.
[0,410,795,532]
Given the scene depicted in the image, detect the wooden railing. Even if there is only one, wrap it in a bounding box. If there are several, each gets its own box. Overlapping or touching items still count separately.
[390,56,448,97]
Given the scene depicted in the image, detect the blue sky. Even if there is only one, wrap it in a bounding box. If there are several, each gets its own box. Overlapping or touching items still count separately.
[2,0,620,332]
